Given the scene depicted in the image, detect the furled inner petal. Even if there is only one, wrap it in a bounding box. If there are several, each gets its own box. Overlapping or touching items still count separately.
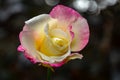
[38,24,69,56]
[36,24,71,63]
[50,29,70,50]
[71,18,89,51]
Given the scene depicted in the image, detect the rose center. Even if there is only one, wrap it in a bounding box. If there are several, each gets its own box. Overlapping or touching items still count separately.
[53,38,65,47]
[52,37,68,50]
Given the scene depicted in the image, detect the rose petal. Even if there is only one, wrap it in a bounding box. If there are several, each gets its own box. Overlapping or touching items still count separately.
[71,18,89,51]
[19,31,39,62]
[50,29,68,39]
[23,14,51,40]
[25,14,51,28]
[66,53,83,60]
[38,48,70,64]
[50,5,82,28]
[41,53,83,67]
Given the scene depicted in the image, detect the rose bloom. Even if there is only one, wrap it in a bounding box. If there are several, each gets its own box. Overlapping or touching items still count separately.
[18,5,89,68]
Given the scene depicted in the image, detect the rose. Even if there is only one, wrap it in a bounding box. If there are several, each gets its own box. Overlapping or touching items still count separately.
[17,5,89,68]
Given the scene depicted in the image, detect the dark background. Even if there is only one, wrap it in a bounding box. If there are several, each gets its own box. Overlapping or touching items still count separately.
[0,0,120,80]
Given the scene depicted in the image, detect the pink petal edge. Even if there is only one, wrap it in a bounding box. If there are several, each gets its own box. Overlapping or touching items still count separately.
[17,45,24,52]
[18,45,38,64]
[24,51,39,64]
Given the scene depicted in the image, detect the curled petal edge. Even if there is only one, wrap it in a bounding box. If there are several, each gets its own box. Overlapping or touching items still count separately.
[41,53,83,68]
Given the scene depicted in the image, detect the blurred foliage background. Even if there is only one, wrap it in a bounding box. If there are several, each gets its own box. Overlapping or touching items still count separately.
[0,0,120,80]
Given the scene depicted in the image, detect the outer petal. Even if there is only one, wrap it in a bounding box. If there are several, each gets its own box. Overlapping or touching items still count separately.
[19,31,40,63]
[50,5,82,28]
[25,14,51,30]
[71,18,89,51]
[23,14,56,50]
[19,31,35,56]
[41,53,83,67]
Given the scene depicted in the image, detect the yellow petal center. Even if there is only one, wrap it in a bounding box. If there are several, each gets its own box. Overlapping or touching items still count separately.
[52,38,65,47]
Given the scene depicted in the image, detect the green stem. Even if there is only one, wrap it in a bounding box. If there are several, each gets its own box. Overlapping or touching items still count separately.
[47,68,51,80]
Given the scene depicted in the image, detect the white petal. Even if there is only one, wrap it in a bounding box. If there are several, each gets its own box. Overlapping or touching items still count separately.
[25,14,50,26]
[20,31,38,59]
